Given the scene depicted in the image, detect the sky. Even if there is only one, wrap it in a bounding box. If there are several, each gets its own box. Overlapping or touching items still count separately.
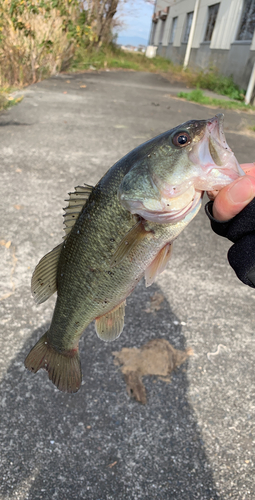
[115,0,155,46]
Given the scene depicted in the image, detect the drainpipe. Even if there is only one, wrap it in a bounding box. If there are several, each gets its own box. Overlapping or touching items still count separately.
[245,62,255,105]
[183,0,201,70]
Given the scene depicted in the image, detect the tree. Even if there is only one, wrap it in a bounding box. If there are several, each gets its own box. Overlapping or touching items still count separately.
[85,0,120,45]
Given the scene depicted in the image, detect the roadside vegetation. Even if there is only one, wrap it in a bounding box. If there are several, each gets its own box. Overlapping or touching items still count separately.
[177,88,253,112]
[0,0,252,111]
[71,44,176,72]
[71,44,246,103]
[0,87,23,112]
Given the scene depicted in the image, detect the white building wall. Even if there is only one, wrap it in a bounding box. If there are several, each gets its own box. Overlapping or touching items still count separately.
[153,19,163,45]
[152,0,255,89]
[154,0,246,49]
[210,0,243,49]
[174,0,196,46]
[162,12,173,45]
[155,0,173,10]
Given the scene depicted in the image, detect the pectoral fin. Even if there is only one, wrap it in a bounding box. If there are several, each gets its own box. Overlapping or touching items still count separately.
[145,242,172,287]
[31,243,63,304]
[95,301,126,342]
[110,220,153,267]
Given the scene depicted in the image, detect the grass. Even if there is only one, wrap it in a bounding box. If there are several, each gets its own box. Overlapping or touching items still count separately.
[177,88,254,112]
[71,44,176,73]
[0,87,23,112]
[185,69,245,101]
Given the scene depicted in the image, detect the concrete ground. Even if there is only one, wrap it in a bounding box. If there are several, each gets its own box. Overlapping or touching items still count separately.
[0,71,255,500]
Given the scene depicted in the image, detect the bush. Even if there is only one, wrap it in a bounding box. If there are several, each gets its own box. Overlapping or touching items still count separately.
[187,68,245,101]
[0,0,94,86]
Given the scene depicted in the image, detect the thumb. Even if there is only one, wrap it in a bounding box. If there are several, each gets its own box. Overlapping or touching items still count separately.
[213,176,255,221]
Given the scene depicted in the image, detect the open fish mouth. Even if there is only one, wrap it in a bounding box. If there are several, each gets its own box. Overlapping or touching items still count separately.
[190,113,244,191]
[119,114,244,224]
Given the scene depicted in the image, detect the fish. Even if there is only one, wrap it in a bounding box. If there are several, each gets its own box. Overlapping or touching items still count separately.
[25,113,243,393]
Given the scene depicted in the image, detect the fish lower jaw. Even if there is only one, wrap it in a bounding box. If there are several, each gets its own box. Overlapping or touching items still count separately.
[127,190,202,224]
[193,166,242,191]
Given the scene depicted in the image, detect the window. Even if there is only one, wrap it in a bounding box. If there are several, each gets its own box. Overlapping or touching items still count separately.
[159,19,166,43]
[169,17,178,44]
[204,3,220,41]
[151,22,157,45]
[237,0,255,41]
[183,12,193,43]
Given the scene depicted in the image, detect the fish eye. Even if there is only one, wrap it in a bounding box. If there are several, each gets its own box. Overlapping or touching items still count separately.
[172,131,191,148]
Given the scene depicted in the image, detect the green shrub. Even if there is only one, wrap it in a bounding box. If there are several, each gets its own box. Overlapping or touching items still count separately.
[177,88,253,111]
[186,69,245,101]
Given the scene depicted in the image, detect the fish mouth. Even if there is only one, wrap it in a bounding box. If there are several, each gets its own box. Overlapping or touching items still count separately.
[119,114,243,225]
[190,113,244,190]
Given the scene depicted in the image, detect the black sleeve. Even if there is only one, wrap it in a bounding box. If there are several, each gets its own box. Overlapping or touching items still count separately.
[205,199,255,288]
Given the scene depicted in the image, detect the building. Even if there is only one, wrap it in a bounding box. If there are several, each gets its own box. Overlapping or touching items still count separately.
[148,0,255,89]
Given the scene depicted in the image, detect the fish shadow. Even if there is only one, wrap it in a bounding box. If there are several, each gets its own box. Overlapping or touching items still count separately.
[0,282,220,500]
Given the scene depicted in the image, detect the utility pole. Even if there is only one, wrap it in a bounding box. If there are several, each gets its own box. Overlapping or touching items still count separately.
[183,0,200,70]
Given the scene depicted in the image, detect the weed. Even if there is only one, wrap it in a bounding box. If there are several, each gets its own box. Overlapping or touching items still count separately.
[0,88,23,112]
[186,69,245,101]
[71,45,175,73]
[0,0,94,86]
[177,89,253,111]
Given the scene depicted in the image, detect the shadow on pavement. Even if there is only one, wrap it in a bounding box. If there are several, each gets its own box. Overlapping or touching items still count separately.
[0,282,219,500]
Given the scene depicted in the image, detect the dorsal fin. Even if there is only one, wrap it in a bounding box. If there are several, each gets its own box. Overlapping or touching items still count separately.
[63,184,93,235]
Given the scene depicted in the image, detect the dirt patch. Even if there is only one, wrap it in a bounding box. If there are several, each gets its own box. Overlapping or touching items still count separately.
[113,338,193,404]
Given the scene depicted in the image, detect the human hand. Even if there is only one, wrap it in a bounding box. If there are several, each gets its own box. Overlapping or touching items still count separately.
[205,163,255,288]
[207,163,255,221]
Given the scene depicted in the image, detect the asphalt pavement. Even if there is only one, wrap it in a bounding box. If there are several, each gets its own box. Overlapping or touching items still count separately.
[0,70,255,500]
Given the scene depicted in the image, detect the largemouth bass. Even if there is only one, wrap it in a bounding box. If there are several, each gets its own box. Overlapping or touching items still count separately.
[25,114,243,393]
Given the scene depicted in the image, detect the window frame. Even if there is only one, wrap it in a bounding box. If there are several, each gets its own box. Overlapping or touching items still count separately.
[169,16,178,44]
[203,3,220,42]
[236,0,255,41]
[183,11,194,44]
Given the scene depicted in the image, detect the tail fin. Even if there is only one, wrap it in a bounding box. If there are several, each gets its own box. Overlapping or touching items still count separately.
[25,332,82,393]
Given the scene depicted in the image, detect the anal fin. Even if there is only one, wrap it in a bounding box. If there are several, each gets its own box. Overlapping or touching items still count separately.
[95,301,126,342]
[145,242,172,287]
[31,243,63,304]
[25,332,82,393]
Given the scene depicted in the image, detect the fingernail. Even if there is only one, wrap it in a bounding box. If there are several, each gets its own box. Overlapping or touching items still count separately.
[228,177,254,204]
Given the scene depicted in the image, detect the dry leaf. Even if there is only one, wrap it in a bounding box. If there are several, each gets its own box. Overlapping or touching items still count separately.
[113,339,193,404]
[80,85,87,88]
[0,240,11,249]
